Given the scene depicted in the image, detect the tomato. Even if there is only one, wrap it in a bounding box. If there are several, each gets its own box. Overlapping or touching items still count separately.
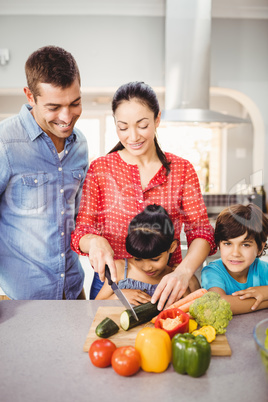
[111,346,141,377]
[89,339,117,368]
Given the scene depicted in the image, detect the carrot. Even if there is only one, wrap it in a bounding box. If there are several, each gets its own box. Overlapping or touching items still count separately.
[151,288,207,323]
[172,300,193,313]
[167,288,207,310]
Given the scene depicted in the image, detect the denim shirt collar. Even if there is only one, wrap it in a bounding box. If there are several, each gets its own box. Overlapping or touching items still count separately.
[21,104,77,143]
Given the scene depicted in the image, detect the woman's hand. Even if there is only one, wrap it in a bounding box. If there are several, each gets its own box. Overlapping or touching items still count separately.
[79,234,117,282]
[151,238,210,310]
[232,286,268,310]
[119,289,152,306]
[151,267,191,310]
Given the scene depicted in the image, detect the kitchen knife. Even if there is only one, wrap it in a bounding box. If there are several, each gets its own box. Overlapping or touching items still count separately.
[105,265,139,321]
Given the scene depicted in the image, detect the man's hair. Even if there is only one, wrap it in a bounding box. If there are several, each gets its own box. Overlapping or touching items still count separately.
[25,46,80,100]
[126,204,175,259]
[214,203,268,255]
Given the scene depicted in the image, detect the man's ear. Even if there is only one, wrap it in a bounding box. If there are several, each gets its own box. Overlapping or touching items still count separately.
[23,87,35,107]
[169,239,178,254]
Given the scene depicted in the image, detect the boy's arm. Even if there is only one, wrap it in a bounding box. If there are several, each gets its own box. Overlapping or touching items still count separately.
[208,286,268,315]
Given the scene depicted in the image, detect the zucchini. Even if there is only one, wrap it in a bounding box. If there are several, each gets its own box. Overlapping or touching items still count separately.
[120,302,160,331]
[95,317,119,338]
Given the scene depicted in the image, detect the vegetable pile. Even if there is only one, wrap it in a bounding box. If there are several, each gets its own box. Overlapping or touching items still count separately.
[89,290,235,377]
[189,291,233,334]
[89,327,211,378]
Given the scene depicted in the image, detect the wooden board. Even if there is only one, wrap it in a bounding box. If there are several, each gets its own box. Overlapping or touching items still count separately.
[83,307,232,356]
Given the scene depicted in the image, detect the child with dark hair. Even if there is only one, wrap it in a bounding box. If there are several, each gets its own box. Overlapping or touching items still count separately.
[201,203,268,314]
[96,204,200,305]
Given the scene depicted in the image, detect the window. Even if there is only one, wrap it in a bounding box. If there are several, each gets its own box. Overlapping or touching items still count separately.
[75,117,101,163]
[157,124,221,193]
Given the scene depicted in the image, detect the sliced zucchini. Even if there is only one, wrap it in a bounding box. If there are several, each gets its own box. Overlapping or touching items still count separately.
[120,302,160,331]
[95,317,119,338]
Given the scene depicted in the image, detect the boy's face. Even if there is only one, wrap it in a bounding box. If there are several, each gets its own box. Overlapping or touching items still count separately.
[219,232,260,280]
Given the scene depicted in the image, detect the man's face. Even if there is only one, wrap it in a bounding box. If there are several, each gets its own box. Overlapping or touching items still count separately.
[24,79,82,148]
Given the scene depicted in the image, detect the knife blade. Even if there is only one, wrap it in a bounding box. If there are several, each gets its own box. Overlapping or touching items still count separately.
[105,265,139,321]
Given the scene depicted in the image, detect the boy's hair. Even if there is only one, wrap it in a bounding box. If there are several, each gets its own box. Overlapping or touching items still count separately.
[126,204,175,259]
[25,46,80,100]
[214,203,268,255]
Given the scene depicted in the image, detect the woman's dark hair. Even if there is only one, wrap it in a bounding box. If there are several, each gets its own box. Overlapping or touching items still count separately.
[126,204,175,259]
[25,46,80,101]
[109,81,171,175]
[214,203,268,256]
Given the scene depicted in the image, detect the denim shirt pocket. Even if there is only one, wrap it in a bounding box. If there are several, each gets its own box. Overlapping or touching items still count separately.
[67,168,85,204]
[21,172,49,209]
[72,169,84,182]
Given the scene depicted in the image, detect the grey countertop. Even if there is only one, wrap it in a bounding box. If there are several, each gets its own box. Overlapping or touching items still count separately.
[0,300,267,402]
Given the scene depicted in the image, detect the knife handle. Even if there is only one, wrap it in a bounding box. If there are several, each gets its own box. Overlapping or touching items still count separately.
[105,265,113,286]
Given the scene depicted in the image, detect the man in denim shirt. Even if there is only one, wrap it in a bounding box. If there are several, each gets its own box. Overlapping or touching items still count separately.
[0,46,88,299]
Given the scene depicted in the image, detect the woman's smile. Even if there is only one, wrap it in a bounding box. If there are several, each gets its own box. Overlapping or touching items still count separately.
[128,141,144,149]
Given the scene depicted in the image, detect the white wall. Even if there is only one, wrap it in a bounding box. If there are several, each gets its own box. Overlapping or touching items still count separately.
[0,15,164,88]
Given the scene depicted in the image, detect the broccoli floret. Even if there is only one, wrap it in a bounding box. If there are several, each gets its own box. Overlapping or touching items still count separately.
[189,291,233,334]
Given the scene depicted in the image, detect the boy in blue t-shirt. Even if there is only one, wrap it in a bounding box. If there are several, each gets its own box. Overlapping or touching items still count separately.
[201,203,268,314]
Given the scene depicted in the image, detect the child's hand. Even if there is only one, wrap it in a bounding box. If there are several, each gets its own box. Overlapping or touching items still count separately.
[232,286,268,310]
[120,289,152,306]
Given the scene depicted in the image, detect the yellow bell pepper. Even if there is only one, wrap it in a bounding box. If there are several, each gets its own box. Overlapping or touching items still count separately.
[135,327,171,373]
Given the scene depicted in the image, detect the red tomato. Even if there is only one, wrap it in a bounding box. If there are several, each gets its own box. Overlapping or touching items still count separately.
[111,346,141,377]
[89,339,117,368]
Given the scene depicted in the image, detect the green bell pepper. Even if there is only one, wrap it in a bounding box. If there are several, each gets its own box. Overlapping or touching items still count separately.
[172,333,211,377]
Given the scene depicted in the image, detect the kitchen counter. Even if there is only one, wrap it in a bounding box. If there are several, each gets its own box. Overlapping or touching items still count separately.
[0,300,267,402]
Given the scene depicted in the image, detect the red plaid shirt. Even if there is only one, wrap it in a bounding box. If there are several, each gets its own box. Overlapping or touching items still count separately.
[71,152,216,265]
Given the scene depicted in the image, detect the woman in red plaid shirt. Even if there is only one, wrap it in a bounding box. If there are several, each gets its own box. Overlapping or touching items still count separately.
[71,81,216,309]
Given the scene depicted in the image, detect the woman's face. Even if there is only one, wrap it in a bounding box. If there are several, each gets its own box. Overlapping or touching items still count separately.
[113,98,161,157]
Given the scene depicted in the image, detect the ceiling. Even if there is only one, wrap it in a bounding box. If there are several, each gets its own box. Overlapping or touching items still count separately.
[0,0,268,18]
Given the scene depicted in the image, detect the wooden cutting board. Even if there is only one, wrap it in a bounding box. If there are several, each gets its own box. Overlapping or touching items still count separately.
[83,306,232,356]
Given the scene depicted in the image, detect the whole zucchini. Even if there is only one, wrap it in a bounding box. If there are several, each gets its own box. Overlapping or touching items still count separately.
[120,302,160,331]
[95,317,119,338]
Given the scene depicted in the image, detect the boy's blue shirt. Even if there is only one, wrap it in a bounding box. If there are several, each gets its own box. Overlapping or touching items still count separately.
[201,258,268,294]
